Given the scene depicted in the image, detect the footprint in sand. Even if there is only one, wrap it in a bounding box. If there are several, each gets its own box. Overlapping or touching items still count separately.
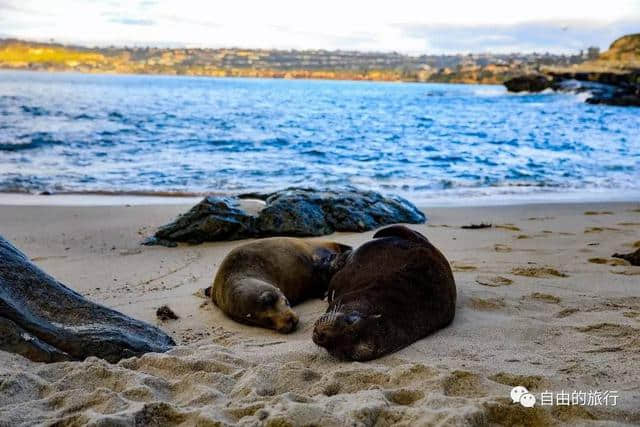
[451,262,477,272]
[516,234,530,239]
[610,268,640,276]
[575,323,638,353]
[556,308,579,318]
[488,372,548,391]
[588,257,629,266]
[469,297,506,310]
[475,275,513,287]
[584,211,613,215]
[382,388,425,405]
[584,226,620,233]
[511,266,568,278]
[576,323,637,338]
[525,292,561,304]
[442,371,488,398]
[494,244,512,253]
[618,222,640,227]
[495,224,521,232]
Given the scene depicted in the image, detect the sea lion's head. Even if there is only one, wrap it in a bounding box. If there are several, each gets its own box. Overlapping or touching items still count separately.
[248,288,299,333]
[312,303,383,361]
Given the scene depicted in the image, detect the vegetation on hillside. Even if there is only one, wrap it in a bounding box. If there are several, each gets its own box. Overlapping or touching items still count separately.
[1,35,637,83]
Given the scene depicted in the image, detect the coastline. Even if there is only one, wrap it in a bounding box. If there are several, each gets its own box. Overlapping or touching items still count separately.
[1,199,639,424]
[1,188,639,207]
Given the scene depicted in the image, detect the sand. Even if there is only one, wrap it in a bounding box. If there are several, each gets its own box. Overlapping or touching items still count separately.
[0,199,639,426]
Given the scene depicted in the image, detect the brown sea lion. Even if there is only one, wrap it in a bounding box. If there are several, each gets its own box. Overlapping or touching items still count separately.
[211,238,351,333]
[312,225,456,360]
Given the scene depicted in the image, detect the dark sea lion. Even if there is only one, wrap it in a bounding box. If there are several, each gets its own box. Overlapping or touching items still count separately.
[312,225,456,361]
[211,238,351,333]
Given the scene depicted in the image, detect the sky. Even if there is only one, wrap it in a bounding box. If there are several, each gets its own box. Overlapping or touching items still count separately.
[1,0,639,54]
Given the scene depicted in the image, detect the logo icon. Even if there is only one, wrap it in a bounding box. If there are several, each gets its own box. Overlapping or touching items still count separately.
[511,386,536,407]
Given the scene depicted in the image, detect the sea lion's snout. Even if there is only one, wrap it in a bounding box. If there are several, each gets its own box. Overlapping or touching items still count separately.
[312,311,363,353]
[274,309,299,333]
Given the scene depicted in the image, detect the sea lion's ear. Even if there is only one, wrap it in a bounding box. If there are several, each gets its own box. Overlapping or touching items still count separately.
[373,225,429,243]
[258,291,278,307]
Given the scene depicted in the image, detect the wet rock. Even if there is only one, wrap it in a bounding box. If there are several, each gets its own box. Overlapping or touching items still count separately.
[506,70,640,107]
[147,187,426,244]
[0,235,175,363]
[503,74,552,92]
[612,248,640,266]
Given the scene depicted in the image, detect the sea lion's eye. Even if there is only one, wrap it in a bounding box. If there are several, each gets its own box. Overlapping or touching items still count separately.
[258,292,277,307]
[344,313,361,325]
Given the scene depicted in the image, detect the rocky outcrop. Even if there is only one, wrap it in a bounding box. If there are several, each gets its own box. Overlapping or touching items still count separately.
[504,70,640,107]
[145,187,426,246]
[0,236,175,363]
[503,74,552,92]
[597,33,640,68]
[612,248,640,266]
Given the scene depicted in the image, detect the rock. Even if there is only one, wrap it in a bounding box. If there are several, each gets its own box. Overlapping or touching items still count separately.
[146,197,256,245]
[505,69,640,106]
[612,248,640,266]
[258,188,426,235]
[586,91,640,107]
[503,74,552,92]
[0,235,175,363]
[146,187,426,245]
[156,305,179,321]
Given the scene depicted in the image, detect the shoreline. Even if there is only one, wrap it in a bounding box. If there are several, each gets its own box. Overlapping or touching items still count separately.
[0,67,488,85]
[1,188,638,207]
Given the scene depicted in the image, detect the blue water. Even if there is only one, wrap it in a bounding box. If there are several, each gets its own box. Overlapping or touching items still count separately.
[0,70,638,203]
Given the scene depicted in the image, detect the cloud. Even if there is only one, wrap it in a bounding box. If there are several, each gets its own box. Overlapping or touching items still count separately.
[393,20,640,53]
[1,1,639,53]
[108,17,155,26]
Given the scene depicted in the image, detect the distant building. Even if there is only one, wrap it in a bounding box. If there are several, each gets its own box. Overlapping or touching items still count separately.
[587,47,600,60]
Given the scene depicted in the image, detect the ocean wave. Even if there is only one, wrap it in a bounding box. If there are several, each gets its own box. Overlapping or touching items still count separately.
[0,132,63,152]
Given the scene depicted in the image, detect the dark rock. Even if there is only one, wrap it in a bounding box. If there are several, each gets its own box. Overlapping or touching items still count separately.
[461,223,492,229]
[612,248,640,266]
[505,69,640,106]
[504,75,552,92]
[151,196,256,244]
[156,305,179,321]
[146,187,426,244]
[586,92,640,107]
[257,191,332,236]
[0,235,175,363]
[547,70,640,107]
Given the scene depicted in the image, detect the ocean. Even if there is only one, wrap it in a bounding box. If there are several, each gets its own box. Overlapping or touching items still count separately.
[1,70,638,205]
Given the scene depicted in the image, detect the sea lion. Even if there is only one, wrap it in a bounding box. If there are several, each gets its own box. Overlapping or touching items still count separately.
[312,225,456,361]
[211,238,351,333]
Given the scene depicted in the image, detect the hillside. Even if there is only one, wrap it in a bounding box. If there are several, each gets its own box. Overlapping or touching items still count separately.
[598,33,640,66]
[0,37,600,83]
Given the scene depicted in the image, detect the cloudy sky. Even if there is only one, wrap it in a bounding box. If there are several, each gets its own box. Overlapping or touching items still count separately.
[1,0,639,54]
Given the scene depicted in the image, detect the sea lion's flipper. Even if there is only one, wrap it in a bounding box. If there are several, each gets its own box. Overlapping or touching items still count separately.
[373,225,429,243]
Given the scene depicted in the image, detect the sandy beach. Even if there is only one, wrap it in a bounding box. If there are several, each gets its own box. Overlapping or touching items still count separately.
[1,199,639,426]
